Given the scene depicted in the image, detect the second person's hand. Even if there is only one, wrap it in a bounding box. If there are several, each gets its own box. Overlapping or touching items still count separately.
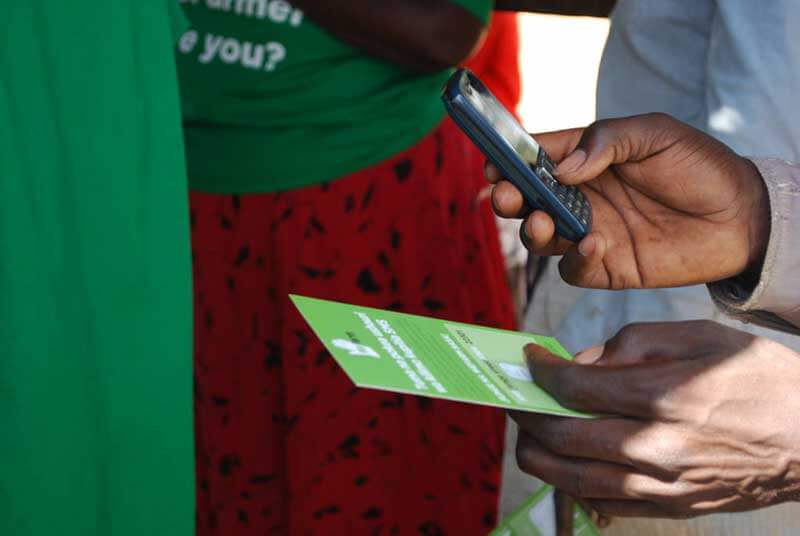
[486,113,771,289]
[511,321,800,518]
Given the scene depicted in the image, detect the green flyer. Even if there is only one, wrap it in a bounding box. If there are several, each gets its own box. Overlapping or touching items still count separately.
[290,295,591,418]
[492,485,601,536]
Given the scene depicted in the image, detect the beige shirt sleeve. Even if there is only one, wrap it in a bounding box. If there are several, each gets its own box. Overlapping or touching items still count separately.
[709,158,800,335]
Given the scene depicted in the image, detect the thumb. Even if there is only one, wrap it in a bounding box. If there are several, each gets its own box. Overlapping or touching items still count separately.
[523,343,577,403]
[523,342,659,417]
[554,113,683,185]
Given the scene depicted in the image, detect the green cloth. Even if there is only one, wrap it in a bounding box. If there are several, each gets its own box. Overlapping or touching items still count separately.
[177,0,491,193]
[0,3,193,536]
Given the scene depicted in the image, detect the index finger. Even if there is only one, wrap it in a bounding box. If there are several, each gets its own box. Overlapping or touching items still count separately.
[515,431,678,502]
[524,344,681,419]
[509,412,644,468]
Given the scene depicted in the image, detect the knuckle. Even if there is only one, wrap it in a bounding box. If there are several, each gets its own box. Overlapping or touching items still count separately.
[582,119,612,148]
[643,111,675,125]
[667,480,696,502]
[610,322,647,349]
[588,118,613,133]
[615,322,642,339]
[613,321,663,344]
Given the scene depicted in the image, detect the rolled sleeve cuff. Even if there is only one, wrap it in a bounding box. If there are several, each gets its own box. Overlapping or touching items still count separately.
[709,158,800,333]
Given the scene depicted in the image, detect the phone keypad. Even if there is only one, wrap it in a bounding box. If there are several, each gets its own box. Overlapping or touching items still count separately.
[536,153,591,227]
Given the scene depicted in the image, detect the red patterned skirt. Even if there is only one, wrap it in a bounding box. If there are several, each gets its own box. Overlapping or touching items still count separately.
[190,118,516,535]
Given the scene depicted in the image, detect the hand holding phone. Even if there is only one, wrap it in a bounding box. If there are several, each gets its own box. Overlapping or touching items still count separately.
[486,112,770,291]
[442,69,592,243]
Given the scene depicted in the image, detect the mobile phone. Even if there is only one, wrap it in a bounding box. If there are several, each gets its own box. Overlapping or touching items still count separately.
[441,68,591,242]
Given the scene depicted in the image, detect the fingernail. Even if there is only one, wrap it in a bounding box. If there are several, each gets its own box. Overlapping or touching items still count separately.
[578,236,595,257]
[574,344,604,364]
[554,149,587,176]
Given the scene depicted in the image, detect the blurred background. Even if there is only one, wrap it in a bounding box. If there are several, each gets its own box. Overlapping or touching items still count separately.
[518,13,608,133]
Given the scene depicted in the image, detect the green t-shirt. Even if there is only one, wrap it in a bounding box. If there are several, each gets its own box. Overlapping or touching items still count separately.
[1,3,193,536]
[177,0,491,193]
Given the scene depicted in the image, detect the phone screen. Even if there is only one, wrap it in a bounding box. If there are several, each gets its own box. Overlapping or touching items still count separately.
[461,75,541,165]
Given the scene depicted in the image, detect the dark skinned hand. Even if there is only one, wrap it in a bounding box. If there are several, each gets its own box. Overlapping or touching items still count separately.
[486,113,771,289]
[511,320,800,518]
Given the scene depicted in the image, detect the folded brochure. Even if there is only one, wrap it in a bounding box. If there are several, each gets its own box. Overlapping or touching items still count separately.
[291,295,591,418]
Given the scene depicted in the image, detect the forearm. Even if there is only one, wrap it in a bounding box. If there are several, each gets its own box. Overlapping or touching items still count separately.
[290,0,486,73]
[494,0,615,16]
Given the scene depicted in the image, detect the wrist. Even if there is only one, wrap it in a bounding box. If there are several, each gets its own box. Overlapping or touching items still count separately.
[742,158,771,283]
